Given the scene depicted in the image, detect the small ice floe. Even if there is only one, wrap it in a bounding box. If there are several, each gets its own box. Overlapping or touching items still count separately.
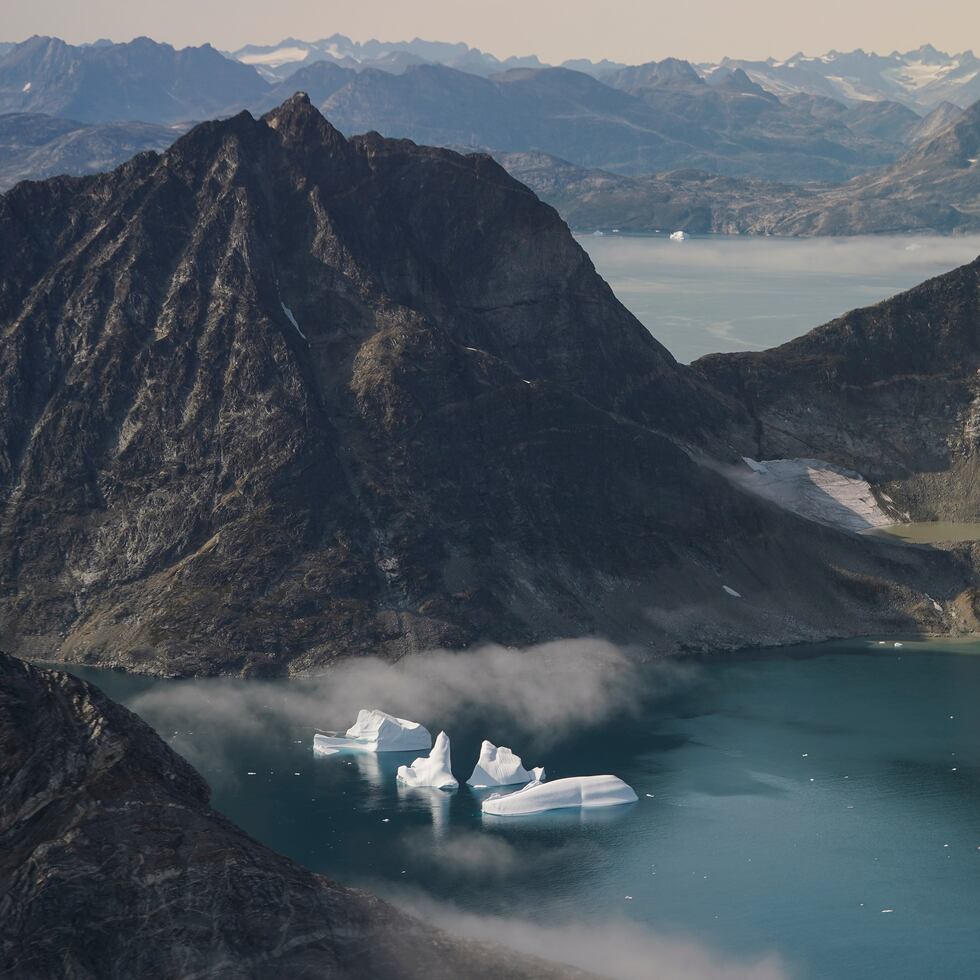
[881,909,894,914]
[669,230,688,241]
[723,585,742,598]
[246,772,257,776]
[396,731,458,790]
[314,708,432,754]
[481,774,638,816]
[645,793,655,798]
[22,81,31,93]
[467,740,545,788]
[893,642,903,648]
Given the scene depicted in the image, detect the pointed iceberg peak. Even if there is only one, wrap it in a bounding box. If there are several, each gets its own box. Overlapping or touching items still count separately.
[397,731,458,790]
[467,740,545,788]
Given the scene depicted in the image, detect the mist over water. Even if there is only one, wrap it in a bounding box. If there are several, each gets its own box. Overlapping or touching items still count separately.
[66,638,980,979]
[581,234,980,363]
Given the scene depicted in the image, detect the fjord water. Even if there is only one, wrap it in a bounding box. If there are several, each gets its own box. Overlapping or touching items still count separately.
[580,234,980,363]
[68,640,980,979]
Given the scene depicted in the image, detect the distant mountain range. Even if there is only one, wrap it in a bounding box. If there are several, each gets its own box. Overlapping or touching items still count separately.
[228,36,980,112]
[502,99,980,235]
[0,112,182,189]
[0,35,267,123]
[0,36,924,183]
[701,46,980,113]
[229,33,548,79]
[229,35,980,112]
[0,34,978,233]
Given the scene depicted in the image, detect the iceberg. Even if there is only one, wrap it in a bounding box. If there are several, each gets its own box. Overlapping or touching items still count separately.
[397,731,458,790]
[313,708,431,753]
[466,740,546,788]
[481,775,638,816]
[669,230,688,241]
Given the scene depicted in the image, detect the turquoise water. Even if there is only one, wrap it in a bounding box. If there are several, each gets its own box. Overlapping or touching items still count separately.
[580,234,980,363]
[66,639,980,979]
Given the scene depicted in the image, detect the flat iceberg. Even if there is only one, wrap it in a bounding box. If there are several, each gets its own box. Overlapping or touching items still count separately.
[466,740,545,788]
[481,774,638,816]
[313,708,431,753]
[396,731,458,790]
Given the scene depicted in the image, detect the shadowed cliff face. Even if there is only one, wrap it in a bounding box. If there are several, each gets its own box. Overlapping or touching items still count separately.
[0,652,590,979]
[0,95,976,675]
[694,257,980,521]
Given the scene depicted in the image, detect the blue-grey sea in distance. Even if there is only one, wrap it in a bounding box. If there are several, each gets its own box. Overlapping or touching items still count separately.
[580,234,980,363]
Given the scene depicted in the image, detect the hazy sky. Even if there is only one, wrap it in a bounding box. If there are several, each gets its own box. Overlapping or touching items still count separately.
[4,0,978,63]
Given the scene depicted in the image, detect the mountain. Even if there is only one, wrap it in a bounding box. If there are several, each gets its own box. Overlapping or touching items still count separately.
[0,96,974,677]
[304,62,907,181]
[501,99,980,235]
[0,35,268,123]
[0,38,922,183]
[702,46,980,112]
[694,254,980,519]
[496,149,802,234]
[0,112,183,190]
[0,652,586,979]
[229,33,545,81]
[910,100,965,142]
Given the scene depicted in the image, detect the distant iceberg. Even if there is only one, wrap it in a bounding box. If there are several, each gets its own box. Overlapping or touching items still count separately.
[466,740,545,788]
[313,708,431,754]
[396,731,458,790]
[669,230,688,241]
[481,774,638,816]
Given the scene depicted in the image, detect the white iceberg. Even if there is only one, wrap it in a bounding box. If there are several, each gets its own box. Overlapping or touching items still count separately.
[313,708,432,753]
[669,230,688,241]
[481,774,638,816]
[396,731,458,790]
[466,740,545,788]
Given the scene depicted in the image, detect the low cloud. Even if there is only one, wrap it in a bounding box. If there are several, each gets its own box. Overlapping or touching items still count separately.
[131,638,695,760]
[383,889,791,980]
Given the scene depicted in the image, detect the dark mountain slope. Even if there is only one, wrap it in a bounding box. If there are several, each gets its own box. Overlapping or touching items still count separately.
[695,256,980,520]
[0,652,587,979]
[0,96,973,676]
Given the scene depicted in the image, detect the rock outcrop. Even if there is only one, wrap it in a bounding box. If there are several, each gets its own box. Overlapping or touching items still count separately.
[0,652,587,979]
